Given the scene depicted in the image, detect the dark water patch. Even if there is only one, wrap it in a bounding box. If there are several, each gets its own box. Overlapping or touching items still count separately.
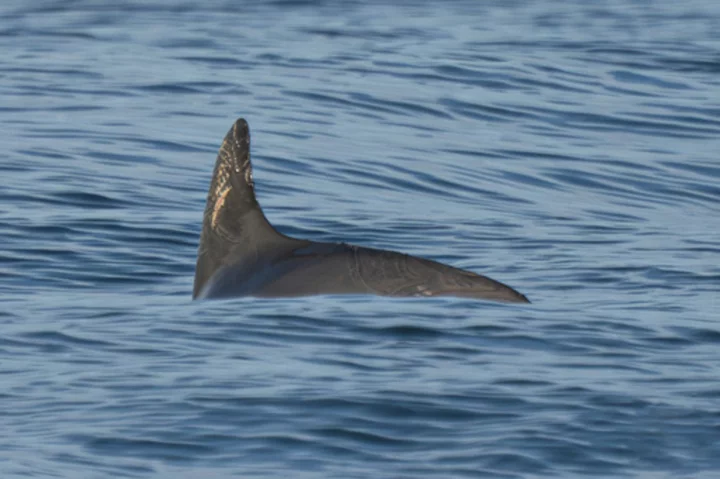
[492,149,582,164]
[15,83,135,98]
[434,63,507,82]
[375,324,444,340]
[440,98,540,123]
[349,65,519,90]
[514,75,593,94]
[135,83,206,94]
[584,209,644,224]
[284,90,393,119]
[604,85,660,98]
[0,26,98,40]
[2,66,104,79]
[611,70,691,90]
[300,26,429,41]
[631,111,720,129]
[669,327,720,345]
[660,57,720,74]
[497,170,563,191]
[67,219,201,244]
[493,378,554,388]
[153,37,220,50]
[312,358,385,372]
[350,160,532,206]
[525,106,720,138]
[128,137,208,154]
[640,334,696,348]
[47,191,128,209]
[134,81,240,95]
[83,149,160,167]
[54,452,157,476]
[350,93,453,119]
[79,435,215,460]
[543,169,614,192]
[311,426,412,448]
[19,331,115,349]
[175,55,253,68]
[661,161,720,179]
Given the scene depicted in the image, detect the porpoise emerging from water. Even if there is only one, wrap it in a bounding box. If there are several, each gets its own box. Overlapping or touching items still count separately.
[193,118,529,303]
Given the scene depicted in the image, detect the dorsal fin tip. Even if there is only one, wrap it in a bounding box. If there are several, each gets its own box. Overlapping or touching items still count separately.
[234,117,248,131]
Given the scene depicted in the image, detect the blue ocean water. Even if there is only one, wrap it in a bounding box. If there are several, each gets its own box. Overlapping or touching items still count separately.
[1,0,719,477]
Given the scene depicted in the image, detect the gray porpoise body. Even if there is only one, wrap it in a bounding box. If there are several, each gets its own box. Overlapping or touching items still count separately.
[193,118,529,303]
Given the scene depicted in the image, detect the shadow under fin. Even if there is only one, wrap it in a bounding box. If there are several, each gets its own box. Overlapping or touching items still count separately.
[193,119,291,298]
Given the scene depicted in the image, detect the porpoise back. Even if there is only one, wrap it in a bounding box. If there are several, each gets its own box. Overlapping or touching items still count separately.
[193,119,529,303]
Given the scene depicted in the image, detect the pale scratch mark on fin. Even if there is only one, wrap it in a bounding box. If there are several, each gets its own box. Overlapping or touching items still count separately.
[211,187,231,230]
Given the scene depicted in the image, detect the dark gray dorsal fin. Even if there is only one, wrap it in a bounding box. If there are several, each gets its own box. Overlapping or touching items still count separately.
[193,118,286,298]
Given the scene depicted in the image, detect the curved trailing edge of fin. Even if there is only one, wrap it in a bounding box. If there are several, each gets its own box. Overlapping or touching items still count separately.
[193,118,284,299]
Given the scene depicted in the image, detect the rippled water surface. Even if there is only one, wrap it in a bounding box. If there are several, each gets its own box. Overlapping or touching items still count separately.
[1,1,719,477]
